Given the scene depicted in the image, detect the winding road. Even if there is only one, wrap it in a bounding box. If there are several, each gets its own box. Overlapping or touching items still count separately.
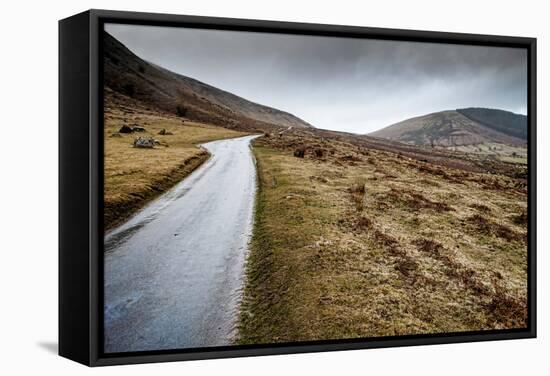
[104,135,259,353]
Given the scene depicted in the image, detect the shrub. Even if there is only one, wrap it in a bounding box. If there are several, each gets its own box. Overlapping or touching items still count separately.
[349,177,366,211]
[413,238,443,256]
[357,216,373,229]
[176,105,188,117]
[350,177,366,194]
[293,147,306,158]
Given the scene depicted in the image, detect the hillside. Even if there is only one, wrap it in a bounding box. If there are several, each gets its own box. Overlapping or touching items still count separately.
[370,109,527,148]
[239,127,527,344]
[104,31,313,132]
[457,108,527,140]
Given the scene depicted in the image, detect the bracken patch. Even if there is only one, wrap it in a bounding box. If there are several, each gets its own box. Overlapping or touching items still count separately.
[383,187,454,212]
[466,214,525,243]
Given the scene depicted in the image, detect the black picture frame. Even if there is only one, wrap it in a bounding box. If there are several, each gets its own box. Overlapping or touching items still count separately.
[59,9,537,367]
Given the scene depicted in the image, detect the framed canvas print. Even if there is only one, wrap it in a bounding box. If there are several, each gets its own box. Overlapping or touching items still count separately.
[59,9,536,366]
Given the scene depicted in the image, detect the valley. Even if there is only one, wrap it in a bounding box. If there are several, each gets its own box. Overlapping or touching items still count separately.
[102,30,529,349]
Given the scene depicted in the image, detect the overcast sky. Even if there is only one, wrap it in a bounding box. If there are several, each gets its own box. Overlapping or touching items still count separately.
[105,23,527,134]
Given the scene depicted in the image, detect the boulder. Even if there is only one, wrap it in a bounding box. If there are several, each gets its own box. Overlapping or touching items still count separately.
[133,137,155,148]
[158,128,173,135]
[133,126,146,132]
[119,124,134,133]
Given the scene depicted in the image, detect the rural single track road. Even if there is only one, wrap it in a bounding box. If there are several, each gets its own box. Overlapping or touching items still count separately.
[103,135,259,353]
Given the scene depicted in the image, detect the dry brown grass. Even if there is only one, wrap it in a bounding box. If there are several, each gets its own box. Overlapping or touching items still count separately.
[238,132,528,345]
[470,203,492,213]
[104,94,247,230]
[349,177,367,211]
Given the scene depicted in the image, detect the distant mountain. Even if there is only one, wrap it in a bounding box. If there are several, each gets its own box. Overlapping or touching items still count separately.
[370,108,527,147]
[103,32,313,131]
[456,108,527,140]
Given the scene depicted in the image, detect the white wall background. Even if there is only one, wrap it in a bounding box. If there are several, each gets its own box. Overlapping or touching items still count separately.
[0,0,547,374]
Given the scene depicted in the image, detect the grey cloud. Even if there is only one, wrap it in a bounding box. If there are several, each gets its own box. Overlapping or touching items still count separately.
[105,23,527,133]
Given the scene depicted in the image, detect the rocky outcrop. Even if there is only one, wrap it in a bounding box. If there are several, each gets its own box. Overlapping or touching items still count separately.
[133,137,155,148]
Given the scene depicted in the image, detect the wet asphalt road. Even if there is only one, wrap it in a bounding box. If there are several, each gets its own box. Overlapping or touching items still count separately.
[103,135,259,353]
